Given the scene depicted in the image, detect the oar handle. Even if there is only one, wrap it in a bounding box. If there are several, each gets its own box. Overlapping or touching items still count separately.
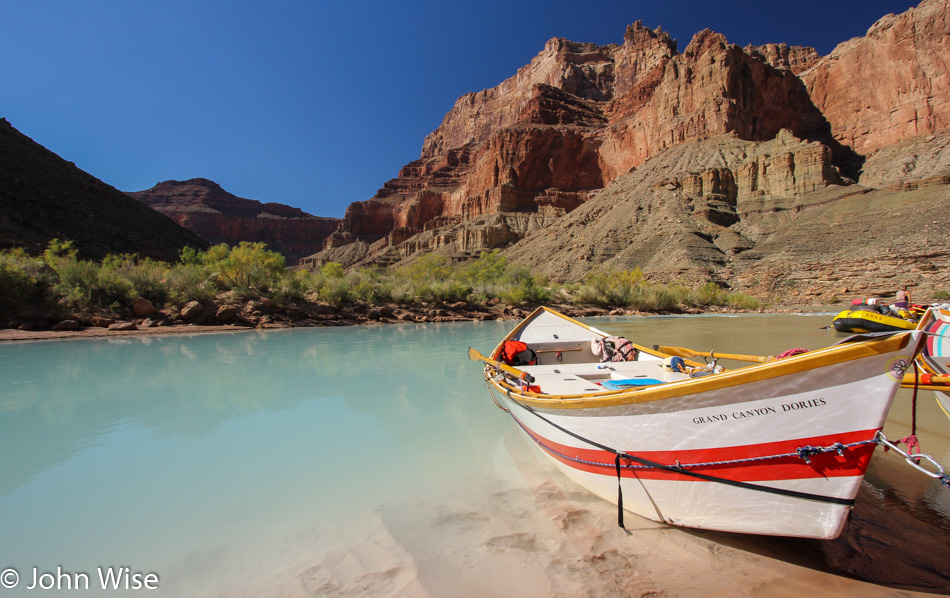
[653,345,773,363]
[468,347,535,383]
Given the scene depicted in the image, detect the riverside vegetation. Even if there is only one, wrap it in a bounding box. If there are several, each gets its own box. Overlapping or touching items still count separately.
[0,240,761,331]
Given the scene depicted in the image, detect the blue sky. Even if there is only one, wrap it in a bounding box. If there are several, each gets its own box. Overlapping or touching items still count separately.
[1,0,916,219]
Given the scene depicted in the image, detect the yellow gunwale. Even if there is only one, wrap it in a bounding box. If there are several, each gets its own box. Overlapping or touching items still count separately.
[486,306,914,410]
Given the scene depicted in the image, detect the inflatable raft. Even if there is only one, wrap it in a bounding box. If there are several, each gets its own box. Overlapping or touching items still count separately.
[832,308,917,333]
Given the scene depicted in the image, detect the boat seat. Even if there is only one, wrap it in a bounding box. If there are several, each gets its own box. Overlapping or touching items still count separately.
[519,361,690,395]
[523,340,596,365]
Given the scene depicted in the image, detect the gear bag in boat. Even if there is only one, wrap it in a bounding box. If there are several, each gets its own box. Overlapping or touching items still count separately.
[592,336,638,362]
[500,340,537,366]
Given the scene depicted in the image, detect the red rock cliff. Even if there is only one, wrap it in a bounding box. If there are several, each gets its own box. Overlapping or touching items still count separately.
[306,1,945,270]
[801,0,950,155]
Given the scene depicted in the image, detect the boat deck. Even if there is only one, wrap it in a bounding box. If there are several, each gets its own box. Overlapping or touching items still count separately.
[519,360,692,396]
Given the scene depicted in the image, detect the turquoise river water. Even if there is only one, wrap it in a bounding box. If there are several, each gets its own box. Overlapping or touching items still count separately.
[0,313,947,597]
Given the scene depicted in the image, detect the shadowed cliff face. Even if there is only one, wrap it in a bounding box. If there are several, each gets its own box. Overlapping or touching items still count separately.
[801,0,950,157]
[0,118,208,261]
[301,0,950,302]
[129,178,341,263]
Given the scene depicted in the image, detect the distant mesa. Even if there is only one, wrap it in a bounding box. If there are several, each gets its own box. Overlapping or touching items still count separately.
[0,117,207,261]
[128,178,341,264]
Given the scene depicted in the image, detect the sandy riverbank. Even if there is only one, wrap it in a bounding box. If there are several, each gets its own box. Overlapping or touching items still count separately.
[202,431,947,598]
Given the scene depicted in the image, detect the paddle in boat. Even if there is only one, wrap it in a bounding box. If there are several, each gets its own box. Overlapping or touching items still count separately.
[470,306,940,539]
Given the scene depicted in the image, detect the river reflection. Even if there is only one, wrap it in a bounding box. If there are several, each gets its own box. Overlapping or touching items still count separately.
[0,313,946,596]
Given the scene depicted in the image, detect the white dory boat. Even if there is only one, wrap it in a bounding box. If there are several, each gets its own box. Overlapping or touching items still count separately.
[471,307,928,539]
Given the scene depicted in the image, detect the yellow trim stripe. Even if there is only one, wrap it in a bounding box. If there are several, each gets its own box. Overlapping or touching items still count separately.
[493,333,912,410]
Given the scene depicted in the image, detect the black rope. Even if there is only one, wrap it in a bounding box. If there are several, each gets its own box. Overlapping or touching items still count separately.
[911,360,919,436]
[614,453,624,529]
[505,389,856,530]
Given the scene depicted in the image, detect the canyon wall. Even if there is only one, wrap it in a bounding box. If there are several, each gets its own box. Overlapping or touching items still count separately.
[801,0,950,157]
[303,14,861,270]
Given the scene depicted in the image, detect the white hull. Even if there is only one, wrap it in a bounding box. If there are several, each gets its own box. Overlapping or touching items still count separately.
[480,307,924,538]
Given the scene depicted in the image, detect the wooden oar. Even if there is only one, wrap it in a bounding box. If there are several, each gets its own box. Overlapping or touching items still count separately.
[901,372,950,387]
[468,347,535,383]
[653,345,774,363]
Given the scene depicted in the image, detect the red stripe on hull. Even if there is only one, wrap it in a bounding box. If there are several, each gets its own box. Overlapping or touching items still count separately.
[513,415,878,482]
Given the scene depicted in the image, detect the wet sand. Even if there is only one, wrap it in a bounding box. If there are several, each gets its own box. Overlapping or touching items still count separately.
[216,428,948,598]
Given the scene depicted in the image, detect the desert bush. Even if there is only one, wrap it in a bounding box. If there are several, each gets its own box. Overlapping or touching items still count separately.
[687,282,725,306]
[401,254,453,285]
[414,280,471,304]
[498,265,550,305]
[270,270,313,305]
[573,269,646,307]
[724,293,761,310]
[320,262,345,279]
[165,263,215,305]
[460,250,508,285]
[203,242,285,291]
[0,248,54,313]
[41,241,134,313]
[633,282,683,311]
[103,254,170,305]
[317,276,353,306]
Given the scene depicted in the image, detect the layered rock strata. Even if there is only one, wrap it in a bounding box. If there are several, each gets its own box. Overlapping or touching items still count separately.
[303,20,841,269]
[299,0,950,305]
[801,0,950,156]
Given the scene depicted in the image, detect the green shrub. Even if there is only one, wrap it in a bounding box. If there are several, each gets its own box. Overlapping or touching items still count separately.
[107,255,170,305]
[204,242,285,291]
[2,239,770,320]
[933,290,950,300]
[271,270,312,305]
[460,250,508,284]
[166,263,215,305]
[318,277,352,306]
[321,262,345,279]
[0,249,53,313]
[573,269,647,307]
[687,282,724,306]
[401,254,452,286]
[724,293,761,310]
[55,259,133,313]
[415,280,471,303]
